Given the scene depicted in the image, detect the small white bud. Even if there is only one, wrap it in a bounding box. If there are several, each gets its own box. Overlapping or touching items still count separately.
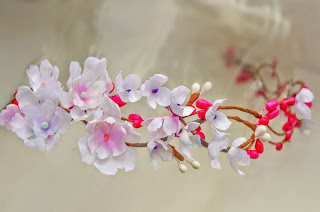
[260,133,271,142]
[191,160,200,169]
[191,83,201,93]
[200,82,212,95]
[255,125,267,137]
[178,163,188,173]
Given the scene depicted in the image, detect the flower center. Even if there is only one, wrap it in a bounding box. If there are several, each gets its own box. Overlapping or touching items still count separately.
[104,134,109,141]
[152,89,159,94]
[126,89,132,93]
[41,122,49,130]
[153,146,158,149]
[214,115,217,119]
[177,103,181,106]
[80,92,87,99]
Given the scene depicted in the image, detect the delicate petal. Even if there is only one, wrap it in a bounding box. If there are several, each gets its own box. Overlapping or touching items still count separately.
[213,111,232,131]
[44,134,60,152]
[299,119,314,135]
[70,106,89,121]
[155,87,171,107]
[24,138,45,152]
[11,114,34,139]
[15,86,39,112]
[211,99,227,112]
[147,95,157,109]
[128,90,142,103]
[149,74,168,89]
[78,137,97,164]
[185,122,200,132]
[208,135,229,169]
[296,88,314,103]
[163,116,179,136]
[122,121,141,142]
[147,117,163,132]
[179,130,192,145]
[227,138,250,175]
[171,86,190,105]
[296,102,312,120]
[83,57,107,81]
[115,72,124,91]
[123,74,141,90]
[101,96,121,121]
[93,148,135,175]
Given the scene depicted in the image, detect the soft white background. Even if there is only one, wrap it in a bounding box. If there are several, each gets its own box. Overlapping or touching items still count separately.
[0,0,319,211]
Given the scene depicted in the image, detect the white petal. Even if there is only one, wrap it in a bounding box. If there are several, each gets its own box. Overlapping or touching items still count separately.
[24,138,46,152]
[115,72,124,91]
[118,91,130,102]
[93,148,135,175]
[128,90,142,103]
[101,96,121,121]
[299,119,314,135]
[70,106,89,121]
[26,65,40,90]
[11,114,34,139]
[163,116,179,136]
[45,134,60,152]
[232,137,247,147]
[55,107,71,134]
[123,74,141,90]
[211,99,227,112]
[155,87,171,107]
[60,91,73,108]
[149,74,168,88]
[39,60,54,81]
[78,137,97,164]
[147,117,163,131]
[296,88,314,103]
[147,95,157,109]
[171,86,190,105]
[83,57,107,80]
[15,86,39,112]
[213,111,232,131]
[296,102,312,120]
[122,121,141,142]
[185,122,200,132]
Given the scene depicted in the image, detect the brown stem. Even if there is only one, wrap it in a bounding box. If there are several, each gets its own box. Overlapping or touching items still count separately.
[227,116,257,131]
[267,125,286,136]
[218,106,262,119]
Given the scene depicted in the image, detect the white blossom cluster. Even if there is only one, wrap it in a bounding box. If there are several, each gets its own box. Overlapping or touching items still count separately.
[0,57,314,175]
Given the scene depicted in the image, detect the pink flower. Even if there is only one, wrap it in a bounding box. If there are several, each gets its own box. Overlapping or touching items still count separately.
[61,57,112,121]
[0,104,23,131]
[78,97,140,175]
[140,74,171,109]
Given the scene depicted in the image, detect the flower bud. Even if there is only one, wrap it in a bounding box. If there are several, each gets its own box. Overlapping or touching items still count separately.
[267,109,279,120]
[133,120,142,128]
[255,139,264,153]
[247,150,259,159]
[265,100,279,112]
[255,125,267,137]
[196,131,205,140]
[129,114,143,121]
[276,143,283,151]
[191,83,201,93]
[196,99,212,109]
[191,160,201,169]
[285,133,292,141]
[200,82,212,95]
[110,95,127,107]
[288,115,296,125]
[198,109,208,120]
[260,133,271,142]
[179,163,187,173]
[283,97,296,106]
[259,116,269,125]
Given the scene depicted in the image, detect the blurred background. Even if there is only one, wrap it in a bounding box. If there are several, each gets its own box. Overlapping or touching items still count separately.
[0,0,319,211]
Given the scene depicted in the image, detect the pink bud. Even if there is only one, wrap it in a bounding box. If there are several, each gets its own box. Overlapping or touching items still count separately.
[285,111,290,116]
[133,120,142,128]
[288,115,296,125]
[267,109,279,120]
[276,143,283,151]
[196,99,212,109]
[196,131,205,140]
[195,126,201,132]
[255,139,264,154]
[110,95,127,107]
[282,122,289,131]
[247,150,259,159]
[129,114,143,121]
[285,133,292,141]
[280,103,288,111]
[236,69,252,84]
[259,116,269,125]
[305,102,312,108]
[283,97,295,106]
[265,100,279,112]
[198,109,208,120]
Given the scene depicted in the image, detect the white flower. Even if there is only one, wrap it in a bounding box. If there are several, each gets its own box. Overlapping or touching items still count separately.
[170,86,194,117]
[178,122,202,160]
[26,60,62,94]
[78,96,140,175]
[0,104,23,131]
[60,57,112,121]
[295,88,314,120]
[205,99,232,133]
[115,72,142,103]
[140,74,171,109]
[11,86,71,152]
[299,119,314,136]
[227,137,250,175]
[142,116,181,140]
[208,132,229,169]
[147,139,173,170]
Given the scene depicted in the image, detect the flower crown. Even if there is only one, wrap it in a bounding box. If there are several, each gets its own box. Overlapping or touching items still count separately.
[0,56,314,175]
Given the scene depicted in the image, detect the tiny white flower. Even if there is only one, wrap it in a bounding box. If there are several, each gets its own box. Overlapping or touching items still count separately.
[205,99,232,133]
[147,139,173,170]
[142,116,181,140]
[140,74,171,109]
[170,86,194,117]
[178,122,202,160]
[299,119,314,136]
[227,137,250,175]
[0,104,23,131]
[115,72,142,103]
[208,131,229,169]
[295,88,314,120]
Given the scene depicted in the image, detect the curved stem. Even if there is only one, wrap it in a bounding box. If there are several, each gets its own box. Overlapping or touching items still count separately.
[218,106,262,119]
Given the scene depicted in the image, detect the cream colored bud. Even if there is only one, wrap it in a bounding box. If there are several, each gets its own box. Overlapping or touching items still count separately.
[200,82,212,95]
[255,125,267,137]
[192,83,201,93]
[191,160,200,169]
[179,164,188,173]
[260,133,271,142]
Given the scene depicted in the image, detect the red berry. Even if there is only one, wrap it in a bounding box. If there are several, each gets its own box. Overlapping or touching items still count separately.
[285,133,292,141]
[198,109,208,120]
[280,103,288,111]
[276,143,283,151]
[255,139,264,154]
[288,115,296,125]
[259,116,269,125]
[247,150,259,159]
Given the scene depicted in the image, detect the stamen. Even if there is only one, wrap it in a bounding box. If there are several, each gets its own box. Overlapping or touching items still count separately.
[104,134,109,141]
[214,115,217,119]
[152,89,158,94]
[80,92,87,99]
[41,122,49,130]
[126,89,132,93]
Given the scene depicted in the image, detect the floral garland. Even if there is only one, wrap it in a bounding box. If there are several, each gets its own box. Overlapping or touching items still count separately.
[0,57,314,175]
